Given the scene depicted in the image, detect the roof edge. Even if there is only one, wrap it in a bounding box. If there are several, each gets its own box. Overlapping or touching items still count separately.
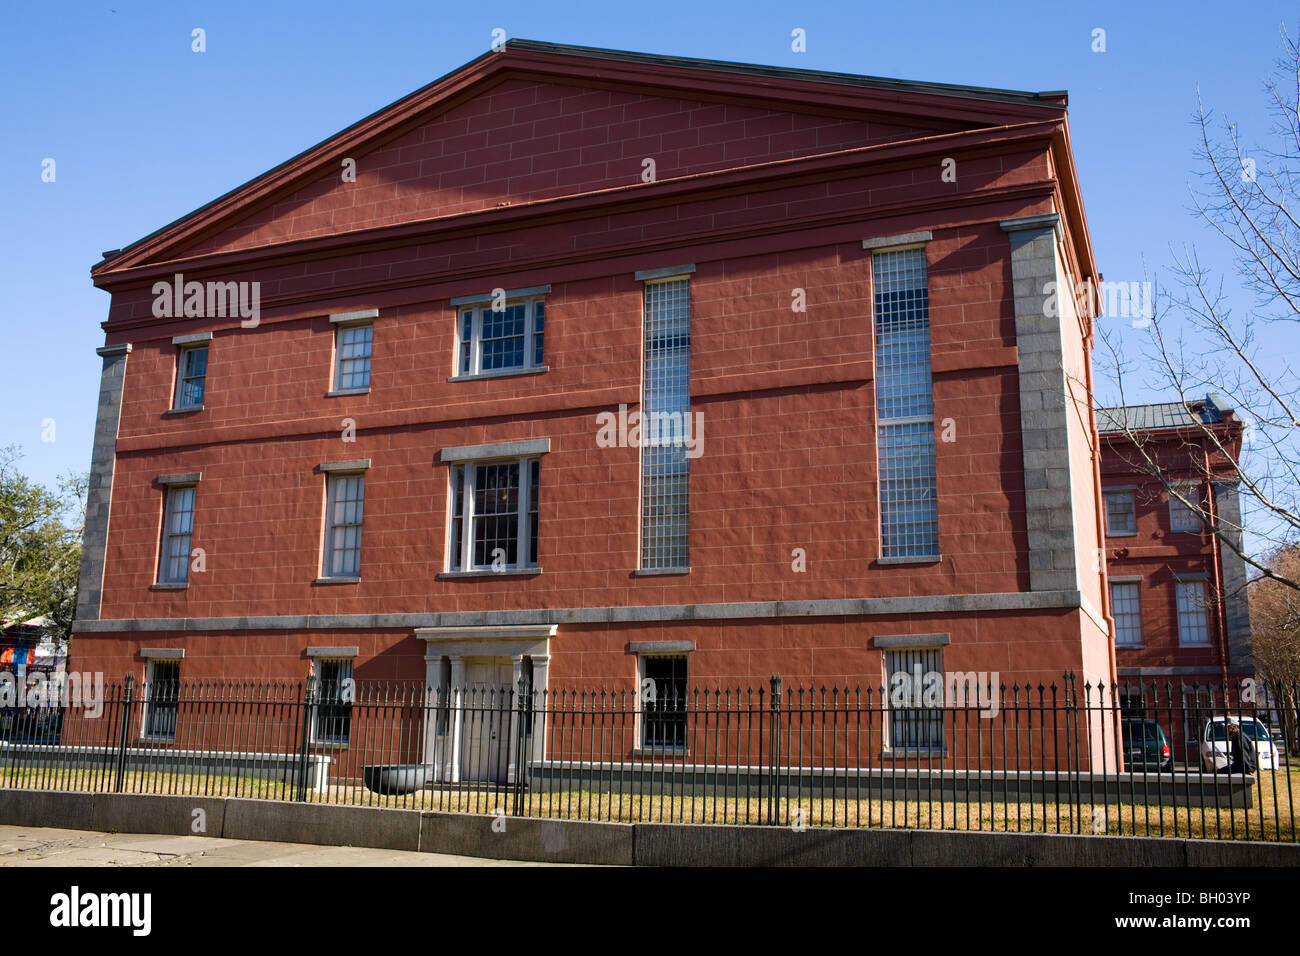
[503,39,1066,108]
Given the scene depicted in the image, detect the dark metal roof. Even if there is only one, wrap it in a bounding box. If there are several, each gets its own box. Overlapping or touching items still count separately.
[506,40,1065,108]
[1096,393,1231,432]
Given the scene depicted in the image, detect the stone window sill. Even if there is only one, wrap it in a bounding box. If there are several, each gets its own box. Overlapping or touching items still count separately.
[448,366,549,383]
[164,406,203,416]
[149,583,188,591]
[634,567,690,576]
[326,387,370,398]
[883,748,948,758]
[877,555,941,566]
[436,568,542,579]
[314,577,361,585]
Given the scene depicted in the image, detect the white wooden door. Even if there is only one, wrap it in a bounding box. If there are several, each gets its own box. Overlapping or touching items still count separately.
[461,659,513,783]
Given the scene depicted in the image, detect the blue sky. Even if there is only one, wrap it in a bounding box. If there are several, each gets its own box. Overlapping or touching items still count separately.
[2,0,1295,497]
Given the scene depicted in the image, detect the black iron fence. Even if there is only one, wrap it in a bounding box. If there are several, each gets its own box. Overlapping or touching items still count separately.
[1,673,1296,841]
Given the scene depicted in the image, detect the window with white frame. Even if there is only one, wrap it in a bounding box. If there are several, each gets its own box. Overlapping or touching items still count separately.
[143,659,180,739]
[640,654,688,749]
[157,484,196,585]
[448,457,540,571]
[873,247,939,560]
[312,659,353,744]
[1168,482,1202,533]
[173,345,208,410]
[886,647,944,751]
[334,322,372,391]
[457,296,545,375]
[323,472,365,578]
[640,277,691,569]
[1104,489,1136,535]
[1176,579,1211,646]
[1110,581,1143,646]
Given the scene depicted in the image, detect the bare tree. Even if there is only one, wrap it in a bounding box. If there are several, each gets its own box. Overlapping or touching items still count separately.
[1097,23,1300,594]
[1250,544,1300,753]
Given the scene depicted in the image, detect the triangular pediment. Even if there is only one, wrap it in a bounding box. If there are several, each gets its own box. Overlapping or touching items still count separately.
[95,41,1064,277]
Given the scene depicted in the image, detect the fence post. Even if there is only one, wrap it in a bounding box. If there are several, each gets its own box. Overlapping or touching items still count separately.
[513,676,530,818]
[295,677,316,802]
[113,674,135,793]
[767,675,782,826]
[1064,672,1081,834]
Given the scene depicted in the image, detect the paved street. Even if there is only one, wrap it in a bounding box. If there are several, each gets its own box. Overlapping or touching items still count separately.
[0,825,566,867]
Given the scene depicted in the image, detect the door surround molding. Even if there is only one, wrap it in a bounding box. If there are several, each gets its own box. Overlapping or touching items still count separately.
[418,624,556,783]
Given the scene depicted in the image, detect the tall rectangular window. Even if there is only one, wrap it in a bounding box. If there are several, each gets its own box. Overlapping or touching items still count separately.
[143,660,180,739]
[1104,490,1137,535]
[158,485,196,585]
[324,473,365,578]
[1110,581,1143,646]
[174,345,208,410]
[640,278,690,569]
[873,247,939,559]
[334,323,372,391]
[1169,482,1202,533]
[1176,580,1211,646]
[457,297,545,376]
[885,647,944,751]
[447,457,540,571]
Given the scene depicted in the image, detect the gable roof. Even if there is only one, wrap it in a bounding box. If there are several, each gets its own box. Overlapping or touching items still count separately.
[91,39,1078,285]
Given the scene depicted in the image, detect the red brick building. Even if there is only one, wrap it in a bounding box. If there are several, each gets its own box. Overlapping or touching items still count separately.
[1098,394,1253,752]
[72,42,1115,766]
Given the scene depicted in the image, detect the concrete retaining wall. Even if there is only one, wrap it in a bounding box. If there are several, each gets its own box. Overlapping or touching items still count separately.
[0,790,1295,866]
[529,762,1256,808]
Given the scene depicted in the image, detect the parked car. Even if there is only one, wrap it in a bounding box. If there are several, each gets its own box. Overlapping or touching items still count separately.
[1199,717,1278,772]
[1121,718,1173,772]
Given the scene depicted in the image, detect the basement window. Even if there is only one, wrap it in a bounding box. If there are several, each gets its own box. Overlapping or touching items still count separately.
[312,659,354,744]
[142,659,180,740]
[639,654,688,750]
[885,647,944,752]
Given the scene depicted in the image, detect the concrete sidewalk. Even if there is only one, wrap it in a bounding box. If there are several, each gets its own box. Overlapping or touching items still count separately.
[0,825,570,867]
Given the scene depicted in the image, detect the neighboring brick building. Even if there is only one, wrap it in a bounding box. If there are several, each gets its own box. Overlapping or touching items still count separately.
[1097,394,1252,755]
[72,41,1114,769]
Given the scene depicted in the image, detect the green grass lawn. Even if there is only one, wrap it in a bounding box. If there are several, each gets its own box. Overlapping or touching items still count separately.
[6,763,1296,842]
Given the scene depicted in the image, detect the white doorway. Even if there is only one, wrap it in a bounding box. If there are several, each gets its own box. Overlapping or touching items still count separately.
[461,658,513,783]
[417,624,555,785]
